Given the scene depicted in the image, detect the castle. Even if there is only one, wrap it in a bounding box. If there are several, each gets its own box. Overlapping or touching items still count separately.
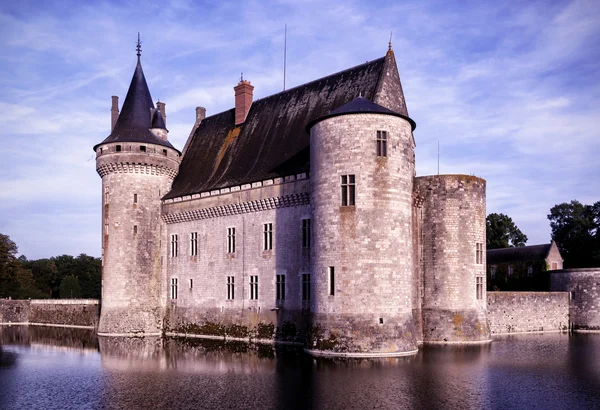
[93,40,491,357]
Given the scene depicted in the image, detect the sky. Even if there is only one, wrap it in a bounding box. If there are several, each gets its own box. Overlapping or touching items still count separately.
[0,0,598,260]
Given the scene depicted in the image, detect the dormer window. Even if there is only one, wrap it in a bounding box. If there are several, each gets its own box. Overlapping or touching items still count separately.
[140,145,146,152]
[116,145,122,152]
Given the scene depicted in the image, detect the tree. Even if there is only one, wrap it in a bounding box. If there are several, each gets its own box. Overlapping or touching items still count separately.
[486,213,528,249]
[548,200,600,268]
[59,275,82,299]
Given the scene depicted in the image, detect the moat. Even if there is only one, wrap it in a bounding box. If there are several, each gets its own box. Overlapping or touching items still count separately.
[1,326,599,410]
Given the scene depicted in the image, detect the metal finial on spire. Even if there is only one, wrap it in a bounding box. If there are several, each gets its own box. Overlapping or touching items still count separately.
[389,31,393,51]
[136,33,142,58]
[240,72,243,82]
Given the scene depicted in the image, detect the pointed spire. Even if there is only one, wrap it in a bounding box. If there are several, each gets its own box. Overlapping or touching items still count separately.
[136,32,142,64]
[389,31,393,51]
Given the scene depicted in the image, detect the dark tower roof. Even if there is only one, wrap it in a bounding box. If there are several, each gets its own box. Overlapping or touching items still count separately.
[93,56,177,152]
[306,96,416,131]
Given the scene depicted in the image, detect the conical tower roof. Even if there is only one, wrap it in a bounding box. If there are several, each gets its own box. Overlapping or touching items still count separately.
[93,51,177,152]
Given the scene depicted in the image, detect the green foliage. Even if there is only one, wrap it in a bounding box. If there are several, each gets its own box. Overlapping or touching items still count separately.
[486,213,528,249]
[548,200,600,268]
[59,275,82,299]
[0,233,101,300]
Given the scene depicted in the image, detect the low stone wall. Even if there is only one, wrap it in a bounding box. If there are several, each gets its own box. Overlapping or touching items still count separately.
[551,268,600,330]
[487,292,569,335]
[0,299,100,328]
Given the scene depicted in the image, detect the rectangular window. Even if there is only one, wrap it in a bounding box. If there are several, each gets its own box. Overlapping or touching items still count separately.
[104,223,109,234]
[302,273,311,301]
[116,145,122,152]
[551,262,558,270]
[302,219,311,249]
[508,265,514,277]
[162,149,168,156]
[133,193,138,204]
[476,243,484,264]
[490,265,496,279]
[250,275,259,300]
[189,279,193,289]
[227,276,235,300]
[341,175,356,206]
[170,278,178,299]
[527,265,533,277]
[140,145,146,152]
[104,187,109,203]
[190,232,198,256]
[263,223,273,251]
[376,130,388,157]
[276,274,286,301]
[133,225,137,235]
[476,276,483,300]
[171,234,178,257]
[328,267,335,296]
[227,228,236,253]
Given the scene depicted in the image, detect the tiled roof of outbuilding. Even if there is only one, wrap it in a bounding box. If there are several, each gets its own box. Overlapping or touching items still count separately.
[165,50,412,199]
[93,58,177,152]
[487,244,552,264]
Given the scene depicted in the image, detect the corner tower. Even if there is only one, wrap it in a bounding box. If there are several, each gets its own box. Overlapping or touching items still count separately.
[94,39,180,336]
[307,96,418,357]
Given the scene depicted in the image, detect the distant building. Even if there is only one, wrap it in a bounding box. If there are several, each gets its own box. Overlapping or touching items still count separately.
[486,242,563,291]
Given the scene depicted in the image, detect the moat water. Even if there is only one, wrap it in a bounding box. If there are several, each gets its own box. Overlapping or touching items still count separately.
[0,327,599,410]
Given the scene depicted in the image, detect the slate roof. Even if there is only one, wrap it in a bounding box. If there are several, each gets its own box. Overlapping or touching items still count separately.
[93,57,178,152]
[487,244,552,265]
[165,51,413,199]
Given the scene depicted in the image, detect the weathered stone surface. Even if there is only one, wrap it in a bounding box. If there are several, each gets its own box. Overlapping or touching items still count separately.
[0,300,30,323]
[551,268,600,330]
[0,299,99,327]
[487,292,569,334]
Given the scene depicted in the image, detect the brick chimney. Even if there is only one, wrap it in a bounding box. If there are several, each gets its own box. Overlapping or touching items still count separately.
[111,96,119,131]
[196,106,206,123]
[156,101,166,126]
[234,79,254,125]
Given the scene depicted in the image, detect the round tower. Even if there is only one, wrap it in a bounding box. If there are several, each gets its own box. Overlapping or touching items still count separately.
[307,97,418,357]
[94,43,180,336]
[414,175,491,343]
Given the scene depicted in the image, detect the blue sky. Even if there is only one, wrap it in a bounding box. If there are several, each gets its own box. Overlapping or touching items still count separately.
[0,0,598,259]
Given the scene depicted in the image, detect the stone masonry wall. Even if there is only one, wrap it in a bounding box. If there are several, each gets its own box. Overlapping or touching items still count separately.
[551,268,600,330]
[0,299,99,327]
[487,292,569,334]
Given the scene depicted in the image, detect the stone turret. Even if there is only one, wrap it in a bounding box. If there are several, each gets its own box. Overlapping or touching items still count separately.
[93,39,180,336]
[307,96,418,357]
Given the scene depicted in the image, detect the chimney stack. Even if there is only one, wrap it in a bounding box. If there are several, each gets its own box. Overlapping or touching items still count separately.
[196,106,206,123]
[234,79,254,125]
[156,101,166,126]
[111,96,119,131]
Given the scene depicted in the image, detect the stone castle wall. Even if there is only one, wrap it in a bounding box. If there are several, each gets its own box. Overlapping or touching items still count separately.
[309,113,418,356]
[0,299,99,328]
[551,268,600,330]
[414,175,490,343]
[162,176,311,343]
[96,142,179,335]
[487,292,569,334]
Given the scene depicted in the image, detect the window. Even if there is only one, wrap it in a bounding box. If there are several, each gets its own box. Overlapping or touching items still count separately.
[302,274,311,301]
[189,279,193,289]
[263,223,273,251]
[328,267,335,296]
[276,274,285,301]
[116,145,122,152]
[140,145,146,152]
[171,234,178,257]
[527,265,533,277]
[491,265,496,279]
[133,225,137,235]
[302,219,311,249]
[250,276,259,300]
[476,276,483,300]
[551,262,558,270]
[227,228,236,253]
[341,175,356,206]
[104,223,108,234]
[104,186,109,203]
[162,149,168,156]
[133,193,138,204]
[227,276,235,300]
[508,265,514,277]
[170,278,178,299]
[475,243,484,264]
[376,130,388,157]
[190,232,198,256]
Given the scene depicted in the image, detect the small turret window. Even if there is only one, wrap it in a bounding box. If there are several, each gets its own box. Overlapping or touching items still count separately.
[116,145,122,152]
[140,145,146,152]
[376,130,388,157]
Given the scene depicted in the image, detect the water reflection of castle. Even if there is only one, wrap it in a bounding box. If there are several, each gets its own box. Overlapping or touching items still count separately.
[94,39,490,357]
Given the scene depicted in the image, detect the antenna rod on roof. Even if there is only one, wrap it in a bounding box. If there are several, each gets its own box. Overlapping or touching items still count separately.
[283,24,287,91]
